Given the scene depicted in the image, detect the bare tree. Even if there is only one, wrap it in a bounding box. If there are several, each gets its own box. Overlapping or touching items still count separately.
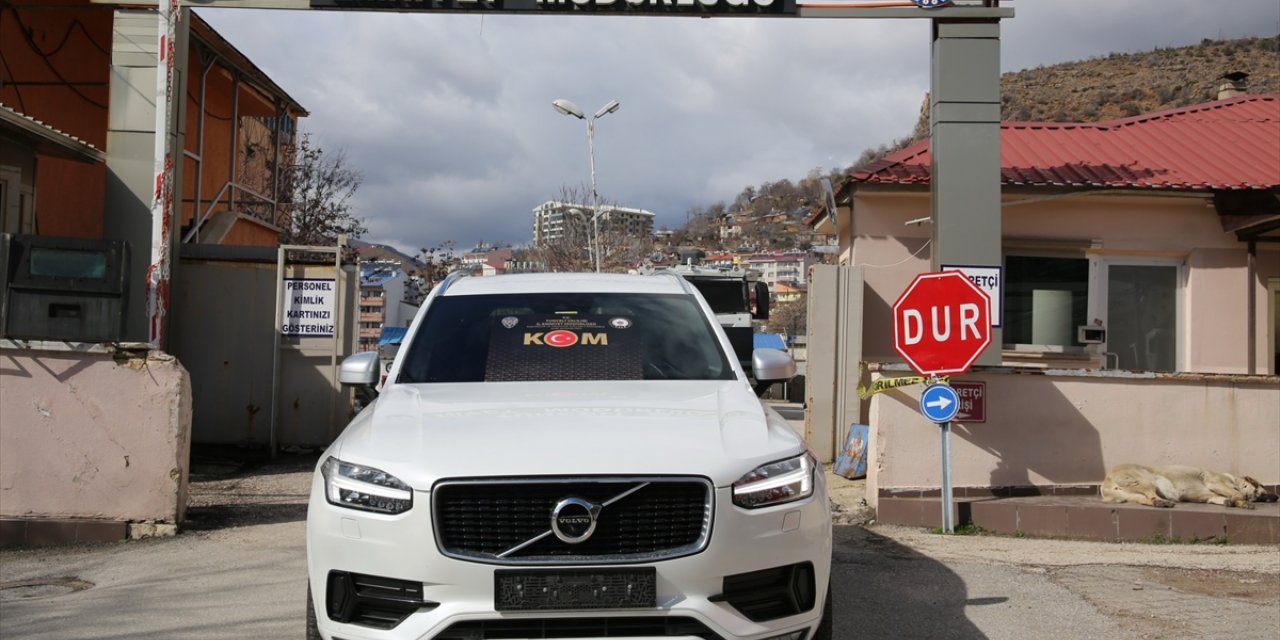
[596,224,656,272]
[415,241,463,287]
[524,185,655,272]
[677,204,723,247]
[766,299,807,337]
[281,133,367,246]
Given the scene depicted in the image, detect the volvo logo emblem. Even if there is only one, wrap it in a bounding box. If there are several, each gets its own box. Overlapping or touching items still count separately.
[551,497,601,544]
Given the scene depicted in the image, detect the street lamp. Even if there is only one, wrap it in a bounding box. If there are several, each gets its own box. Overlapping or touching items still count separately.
[552,98,620,273]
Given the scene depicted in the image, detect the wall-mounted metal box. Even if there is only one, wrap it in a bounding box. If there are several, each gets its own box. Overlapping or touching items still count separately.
[2,234,130,343]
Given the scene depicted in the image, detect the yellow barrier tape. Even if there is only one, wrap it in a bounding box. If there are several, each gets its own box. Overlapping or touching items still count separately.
[856,373,949,399]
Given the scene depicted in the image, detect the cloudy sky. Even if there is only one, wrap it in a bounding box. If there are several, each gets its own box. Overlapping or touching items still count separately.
[195,1,1280,255]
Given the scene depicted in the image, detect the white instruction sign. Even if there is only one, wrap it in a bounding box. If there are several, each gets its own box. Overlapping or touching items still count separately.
[282,278,336,336]
[940,264,1003,328]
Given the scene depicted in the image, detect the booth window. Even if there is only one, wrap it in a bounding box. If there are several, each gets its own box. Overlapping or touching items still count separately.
[1002,249,1182,373]
[30,248,108,280]
[1105,263,1178,372]
[1003,255,1089,348]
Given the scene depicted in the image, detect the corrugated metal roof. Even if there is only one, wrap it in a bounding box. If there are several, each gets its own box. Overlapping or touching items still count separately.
[189,12,308,117]
[378,326,407,346]
[753,333,787,350]
[852,95,1280,191]
[0,102,105,163]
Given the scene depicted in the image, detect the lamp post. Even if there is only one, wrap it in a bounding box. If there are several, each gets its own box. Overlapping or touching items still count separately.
[552,98,620,273]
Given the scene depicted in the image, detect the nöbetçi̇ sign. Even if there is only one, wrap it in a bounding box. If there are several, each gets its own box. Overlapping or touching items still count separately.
[282,278,336,337]
[891,270,992,377]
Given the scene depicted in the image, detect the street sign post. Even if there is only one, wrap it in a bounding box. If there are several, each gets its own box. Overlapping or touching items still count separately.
[919,382,960,531]
[893,271,992,532]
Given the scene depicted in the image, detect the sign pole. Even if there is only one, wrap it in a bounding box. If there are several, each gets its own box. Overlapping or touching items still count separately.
[270,245,286,460]
[919,377,962,534]
[940,419,953,533]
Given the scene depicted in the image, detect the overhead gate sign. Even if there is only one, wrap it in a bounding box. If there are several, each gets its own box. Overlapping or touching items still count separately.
[282,278,337,337]
[310,0,797,14]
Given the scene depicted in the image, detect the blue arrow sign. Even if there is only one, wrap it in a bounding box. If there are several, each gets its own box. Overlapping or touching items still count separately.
[920,383,960,423]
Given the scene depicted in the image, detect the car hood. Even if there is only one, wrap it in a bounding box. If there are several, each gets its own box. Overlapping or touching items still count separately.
[330,380,804,489]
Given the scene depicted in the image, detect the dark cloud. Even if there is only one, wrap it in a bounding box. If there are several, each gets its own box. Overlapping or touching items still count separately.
[195,2,1279,254]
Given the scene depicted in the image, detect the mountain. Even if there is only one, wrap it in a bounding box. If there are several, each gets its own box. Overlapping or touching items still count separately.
[674,36,1279,250]
[999,36,1278,123]
[903,36,1280,147]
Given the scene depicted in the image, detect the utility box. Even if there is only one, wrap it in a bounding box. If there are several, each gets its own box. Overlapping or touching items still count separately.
[2,234,130,342]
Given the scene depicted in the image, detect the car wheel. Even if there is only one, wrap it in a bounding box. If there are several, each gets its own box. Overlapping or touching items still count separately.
[306,584,323,640]
[811,581,833,640]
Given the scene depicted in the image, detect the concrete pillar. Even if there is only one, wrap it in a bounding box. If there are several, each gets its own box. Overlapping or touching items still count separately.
[930,19,1003,363]
[104,9,188,344]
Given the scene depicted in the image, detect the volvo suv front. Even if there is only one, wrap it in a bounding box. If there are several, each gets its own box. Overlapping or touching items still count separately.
[306,271,833,640]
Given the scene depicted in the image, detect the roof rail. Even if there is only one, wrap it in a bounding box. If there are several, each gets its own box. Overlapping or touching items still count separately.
[433,269,471,296]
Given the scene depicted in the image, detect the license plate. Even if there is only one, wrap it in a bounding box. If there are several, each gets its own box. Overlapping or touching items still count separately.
[495,568,657,611]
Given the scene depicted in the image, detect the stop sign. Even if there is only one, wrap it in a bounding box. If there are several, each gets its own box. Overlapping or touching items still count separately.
[892,271,992,377]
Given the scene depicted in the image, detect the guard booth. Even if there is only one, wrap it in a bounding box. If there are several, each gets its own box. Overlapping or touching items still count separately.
[1,234,130,342]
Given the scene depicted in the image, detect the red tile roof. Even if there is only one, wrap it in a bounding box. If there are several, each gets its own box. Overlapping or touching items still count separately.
[851,95,1280,191]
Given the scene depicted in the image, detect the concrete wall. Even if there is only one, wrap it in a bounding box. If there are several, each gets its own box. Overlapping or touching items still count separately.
[805,265,863,463]
[0,346,192,523]
[866,368,1280,504]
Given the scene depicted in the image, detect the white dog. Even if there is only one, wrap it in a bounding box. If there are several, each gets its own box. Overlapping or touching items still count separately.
[1100,464,1277,509]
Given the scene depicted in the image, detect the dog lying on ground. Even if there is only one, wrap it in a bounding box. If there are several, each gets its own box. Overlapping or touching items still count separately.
[1100,464,1278,509]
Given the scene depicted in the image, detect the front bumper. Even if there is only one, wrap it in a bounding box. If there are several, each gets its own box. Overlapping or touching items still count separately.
[305,472,831,640]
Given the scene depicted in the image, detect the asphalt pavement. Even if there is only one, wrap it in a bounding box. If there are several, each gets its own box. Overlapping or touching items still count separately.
[2,409,1278,639]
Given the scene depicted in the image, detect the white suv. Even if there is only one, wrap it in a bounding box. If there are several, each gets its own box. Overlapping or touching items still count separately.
[306,271,832,640]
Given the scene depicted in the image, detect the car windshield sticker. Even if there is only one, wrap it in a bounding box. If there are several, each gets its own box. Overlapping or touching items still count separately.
[485,314,642,381]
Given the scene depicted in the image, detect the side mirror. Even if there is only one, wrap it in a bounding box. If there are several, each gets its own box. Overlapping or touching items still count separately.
[339,351,381,387]
[752,281,770,321]
[752,347,795,383]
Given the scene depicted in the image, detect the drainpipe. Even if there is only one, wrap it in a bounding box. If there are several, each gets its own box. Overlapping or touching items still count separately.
[229,73,240,213]
[1248,239,1256,374]
[192,50,212,241]
[272,98,283,228]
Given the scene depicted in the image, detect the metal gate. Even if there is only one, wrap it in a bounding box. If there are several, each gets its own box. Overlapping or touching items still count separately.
[170,244,356,448]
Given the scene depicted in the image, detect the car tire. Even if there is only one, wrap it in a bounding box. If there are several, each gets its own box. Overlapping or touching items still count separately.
[306,584,323,640]
[811,580,833,640]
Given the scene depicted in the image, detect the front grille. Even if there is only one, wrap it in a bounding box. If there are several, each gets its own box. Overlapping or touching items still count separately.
[434,616,726,640]
[433,478,713,564]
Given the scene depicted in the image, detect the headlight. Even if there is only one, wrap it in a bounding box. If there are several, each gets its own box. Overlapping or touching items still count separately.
[321,457,414,515]
[732,452,815,509]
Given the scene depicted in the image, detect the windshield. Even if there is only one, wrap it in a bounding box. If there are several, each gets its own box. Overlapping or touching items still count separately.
[397,292,735,383]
